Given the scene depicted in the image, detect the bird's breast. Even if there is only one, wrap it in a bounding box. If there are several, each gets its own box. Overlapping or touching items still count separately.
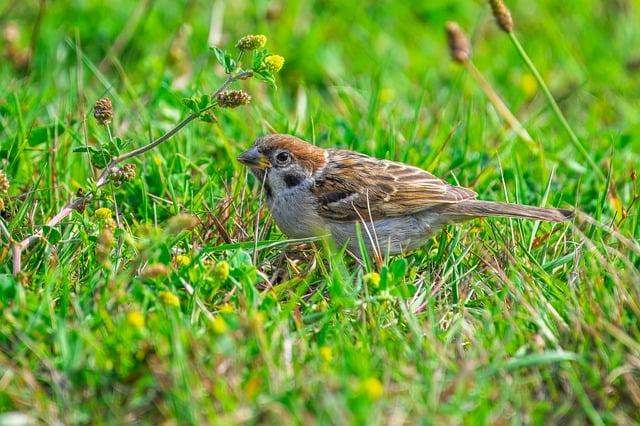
[267,187,326,239]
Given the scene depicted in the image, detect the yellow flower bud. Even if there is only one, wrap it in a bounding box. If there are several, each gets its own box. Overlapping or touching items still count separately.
[213,260,230,281]
[361,378,384,400]
[159,290,180,307]
[94,207,113,220]
[319,346,333,362]
[263,55,285,73]
[218,303,234,313]
[174,254,191,267]
[210,316,228,334]
[127,310,145,330]
[363,272,381,288]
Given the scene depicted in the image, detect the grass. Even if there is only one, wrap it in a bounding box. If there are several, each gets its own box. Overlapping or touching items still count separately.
[1,0,639,424]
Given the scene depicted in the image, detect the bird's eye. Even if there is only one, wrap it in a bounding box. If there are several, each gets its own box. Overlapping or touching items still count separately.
[275,151,290,164]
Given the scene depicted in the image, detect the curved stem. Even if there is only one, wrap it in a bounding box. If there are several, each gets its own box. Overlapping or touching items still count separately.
[507,32,604,180]
[12,69,253,275]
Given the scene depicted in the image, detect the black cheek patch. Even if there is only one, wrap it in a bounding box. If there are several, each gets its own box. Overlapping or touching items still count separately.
[283,174,303,188]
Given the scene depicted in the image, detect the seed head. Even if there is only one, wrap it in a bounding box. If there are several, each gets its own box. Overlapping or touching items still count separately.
[445,22,471,63]
[0,198,4,211]
[166,213,198,234]
[93,97,113,125]
[488,0,513,32]
[216,90,251,108]
[3,22,19,43]
[236,34,267,51]
[111,163,136,186]
[96,228,114,265]
[263,55,285,73]
[0,170,9,193]
[142,263,170,279]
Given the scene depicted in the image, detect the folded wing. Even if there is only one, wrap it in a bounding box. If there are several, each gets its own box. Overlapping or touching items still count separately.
[313,149,476,222]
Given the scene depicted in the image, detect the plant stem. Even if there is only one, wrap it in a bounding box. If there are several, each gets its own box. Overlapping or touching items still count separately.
[11,69,253,276]
[507,32,604,180]
[464,60,534,144]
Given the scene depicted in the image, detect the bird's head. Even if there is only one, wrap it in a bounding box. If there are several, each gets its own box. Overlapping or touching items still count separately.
[237,134,326,195]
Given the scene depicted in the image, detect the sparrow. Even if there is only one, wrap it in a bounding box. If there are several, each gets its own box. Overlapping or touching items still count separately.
[237,134,573,255]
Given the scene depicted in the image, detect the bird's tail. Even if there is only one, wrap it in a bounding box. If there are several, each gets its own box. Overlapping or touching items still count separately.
[432,200,574,223]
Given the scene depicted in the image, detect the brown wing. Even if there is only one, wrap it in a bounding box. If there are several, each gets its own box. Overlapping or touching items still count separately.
[312,149,477,221]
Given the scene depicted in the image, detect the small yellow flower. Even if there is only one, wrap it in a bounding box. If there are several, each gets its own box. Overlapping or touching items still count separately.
[210,316,228,334]
[174,254,191,267]
[213,260,230,281]
[263,55,285,73]
[520,74,538,99]
[94,207,112,220]
[218,303,234,313]
[361,377,384,400]
[236,34,267,51]
[363,272,381,288]
[319,346,333,362]
[127,310,145,330]
[159,290,180,307]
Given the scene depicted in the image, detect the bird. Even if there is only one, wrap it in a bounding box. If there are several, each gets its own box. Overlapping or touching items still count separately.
[237,134,573,256]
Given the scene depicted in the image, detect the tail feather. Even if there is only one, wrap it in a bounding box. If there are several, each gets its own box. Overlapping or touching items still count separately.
[433,200,574,223]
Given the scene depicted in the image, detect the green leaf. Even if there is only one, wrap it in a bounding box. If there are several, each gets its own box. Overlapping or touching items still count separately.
[197,95,211,110]
[27,123,66,146]
[253,69,277,89]
[199,111,217,123]
[252,48,268,70]
[389,258,407,280]
[505,350,578,370]
[181,97,200,114]
[90,149,111,168]
[223,53,236,74]
[0,273,17,302]
[42,225,62,245]
[209,46,226,68]
[73,146,99,154]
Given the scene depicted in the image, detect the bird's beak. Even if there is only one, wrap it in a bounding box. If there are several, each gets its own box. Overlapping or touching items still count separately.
[237,147,270,170]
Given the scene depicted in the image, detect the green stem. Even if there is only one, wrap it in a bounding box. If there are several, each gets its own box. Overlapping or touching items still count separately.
[508,32,604,180]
